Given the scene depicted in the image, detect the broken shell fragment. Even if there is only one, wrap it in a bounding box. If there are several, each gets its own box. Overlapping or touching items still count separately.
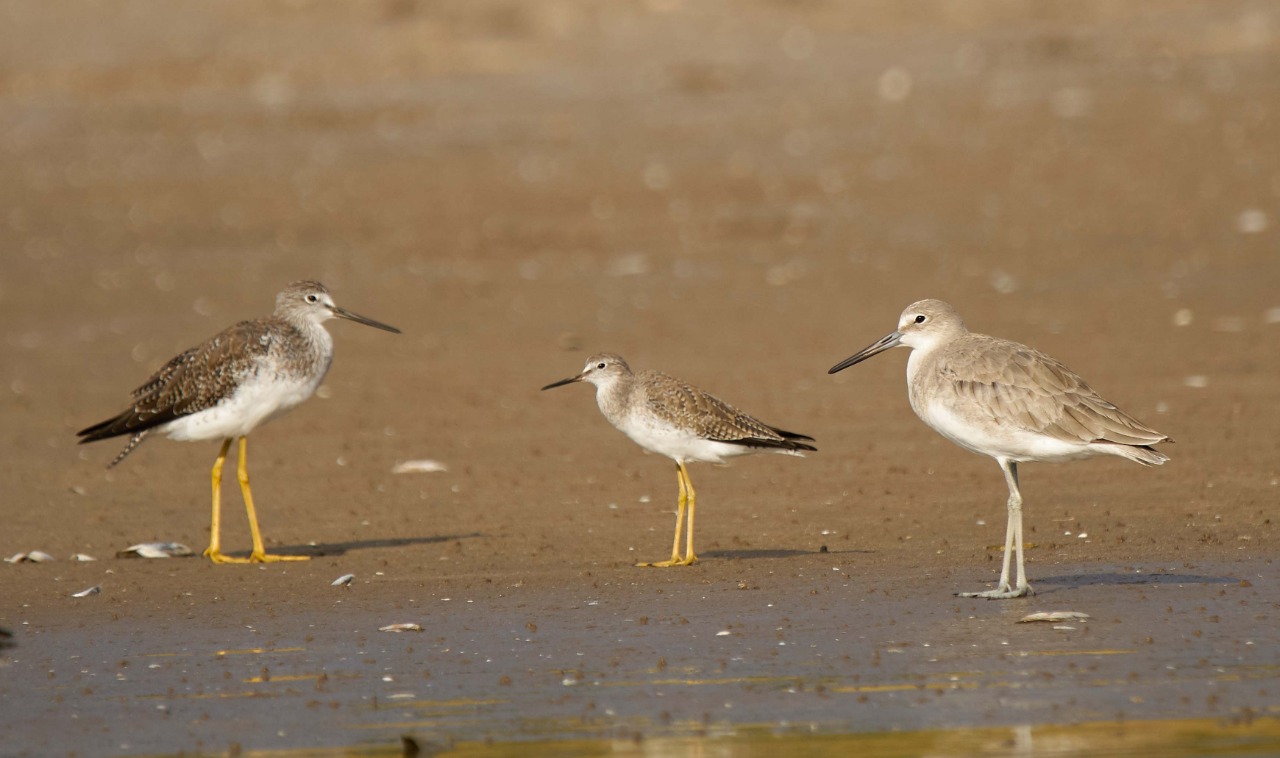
[117,542,194,559]
[1018,611,1091,623]
[72,585,102,598]
[70,553,97,562]
[379,623,424,633]
[4,551,55,563]
[391,459,449,474]
[332,574,355,587]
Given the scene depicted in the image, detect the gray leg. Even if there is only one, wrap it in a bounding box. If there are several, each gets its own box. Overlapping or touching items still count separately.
[958,459,1032,599]
[1008,461,1031,596]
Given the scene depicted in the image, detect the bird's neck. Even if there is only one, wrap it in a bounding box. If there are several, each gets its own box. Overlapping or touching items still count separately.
[905,338,944,396]
[286,315,332,344]
[275,317,335,374]
[594,376,635,425]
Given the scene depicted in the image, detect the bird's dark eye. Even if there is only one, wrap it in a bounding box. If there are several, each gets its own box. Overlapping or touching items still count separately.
[596,362,606,369]
[305,294,319,303]
[914,315,926,324]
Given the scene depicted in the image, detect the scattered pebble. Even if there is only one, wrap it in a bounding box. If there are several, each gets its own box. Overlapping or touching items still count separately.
[1050,86,1094,119]
[391,460,449,474]
[1019,611,1090,623]
[557,332,583,351]
[606,252,651,277]
[117,542,194,559]
[379,623,423,633]
[332,574,355,588]
[989,269,1018,295]
[72,586,101,598]
[878,66,912,102]
[1235,208,1268,234]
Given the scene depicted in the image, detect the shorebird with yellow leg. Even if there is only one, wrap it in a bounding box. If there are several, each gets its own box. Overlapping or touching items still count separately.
[543,353,815,567]
[829,299,1170,598]
[78,280,400,563]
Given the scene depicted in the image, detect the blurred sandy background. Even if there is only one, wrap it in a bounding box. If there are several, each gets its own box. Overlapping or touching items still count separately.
[3,0,1275,566]
[1,0,1278,752]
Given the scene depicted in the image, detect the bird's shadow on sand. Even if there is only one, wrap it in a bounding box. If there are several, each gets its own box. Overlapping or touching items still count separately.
[1027,571,1239,594]
[272,533,482,559]
[704,548,875,561]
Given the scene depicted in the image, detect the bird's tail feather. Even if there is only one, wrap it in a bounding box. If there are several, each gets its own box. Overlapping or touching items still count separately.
[1102,442,1169,466]
[107,432,148,469]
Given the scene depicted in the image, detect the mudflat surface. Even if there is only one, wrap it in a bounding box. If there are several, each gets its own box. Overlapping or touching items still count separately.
[2,1,1279,755]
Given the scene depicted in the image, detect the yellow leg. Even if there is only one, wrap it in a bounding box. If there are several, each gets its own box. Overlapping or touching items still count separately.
[638,462,698,567]
[237,436,308,563]
[681,462,698,565]
[204,439,248,564]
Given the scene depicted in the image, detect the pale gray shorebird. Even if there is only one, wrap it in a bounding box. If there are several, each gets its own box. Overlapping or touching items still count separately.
[829,299,1169,599]
[542,353,816,567]
[78,281,400,564]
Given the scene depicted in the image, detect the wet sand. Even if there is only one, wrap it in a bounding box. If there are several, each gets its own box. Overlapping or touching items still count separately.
[2,1,1279,755]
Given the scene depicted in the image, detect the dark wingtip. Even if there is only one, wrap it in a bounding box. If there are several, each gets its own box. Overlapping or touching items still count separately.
[770,427,815,443]
[77,418,110,439]
[727,437,817,453]
[77,415,132,443]
[77,420,116,442]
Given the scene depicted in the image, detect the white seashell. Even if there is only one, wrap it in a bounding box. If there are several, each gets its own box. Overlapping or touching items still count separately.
[72,585,101,598]
[1019,611,1091,623]
[5,551,55,563]
[117,542,194,559]
[70,554,97,561]
[391,459,449,474]
[379,623,423,633]
[332,574,355,587]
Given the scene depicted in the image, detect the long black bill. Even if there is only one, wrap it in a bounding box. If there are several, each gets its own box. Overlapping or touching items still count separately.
[541,375,582,391]
[828,331,902,374]
[331,305,401,334]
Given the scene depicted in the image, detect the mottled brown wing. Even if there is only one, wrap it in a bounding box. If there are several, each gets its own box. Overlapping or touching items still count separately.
[128,347,196,400]
[639,371,789,443]
[939,336,1167,446]
[78,320,274,441]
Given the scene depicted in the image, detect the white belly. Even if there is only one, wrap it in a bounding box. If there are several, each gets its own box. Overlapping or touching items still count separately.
[615,411,754,465]
[161,372,322,442]
[920,401,1097,463]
